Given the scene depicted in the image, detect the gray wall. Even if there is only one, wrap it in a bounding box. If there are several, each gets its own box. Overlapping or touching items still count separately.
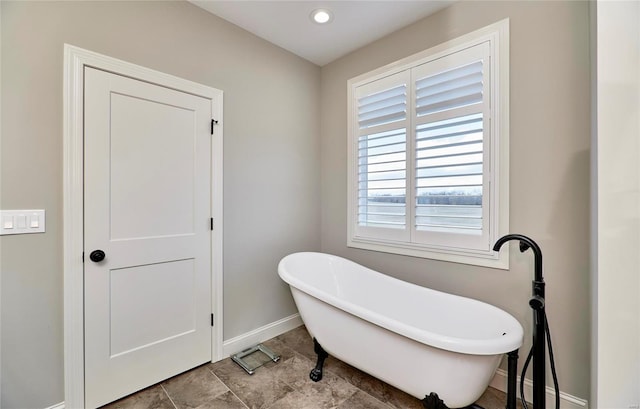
[320,0,590,401]
[0,1,320,407]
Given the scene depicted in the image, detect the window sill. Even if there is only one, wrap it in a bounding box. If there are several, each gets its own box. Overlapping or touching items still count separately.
[347,236,509,270]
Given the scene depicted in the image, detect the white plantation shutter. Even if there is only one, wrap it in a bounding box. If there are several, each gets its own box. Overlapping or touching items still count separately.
[354,72,410,241]
[348,20,508,267]
[412,42,491,250]
[358,86,407,128]
[415,61,484,117]
[414,113,484,232]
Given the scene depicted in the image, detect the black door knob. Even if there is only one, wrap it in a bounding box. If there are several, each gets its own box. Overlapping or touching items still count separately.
[89,250,106,262]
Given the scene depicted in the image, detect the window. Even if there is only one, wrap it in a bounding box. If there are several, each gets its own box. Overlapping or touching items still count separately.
[347,20,509,269]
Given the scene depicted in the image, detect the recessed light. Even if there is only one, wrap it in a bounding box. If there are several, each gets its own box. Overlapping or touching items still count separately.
[311,8,333,24]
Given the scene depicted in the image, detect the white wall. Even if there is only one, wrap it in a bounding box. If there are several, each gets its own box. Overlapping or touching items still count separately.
[0,2,320,407]
[594,1,640,407]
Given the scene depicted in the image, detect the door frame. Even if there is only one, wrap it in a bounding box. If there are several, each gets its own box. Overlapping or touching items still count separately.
[63,44,224,408]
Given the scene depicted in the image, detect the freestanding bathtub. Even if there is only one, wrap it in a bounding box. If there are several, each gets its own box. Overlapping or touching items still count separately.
[278,252,524,408]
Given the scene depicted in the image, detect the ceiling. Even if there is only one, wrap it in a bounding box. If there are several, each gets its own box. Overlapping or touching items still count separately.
[189,1,455,66]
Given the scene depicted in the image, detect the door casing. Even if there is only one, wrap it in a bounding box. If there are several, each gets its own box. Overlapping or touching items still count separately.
[63,44,224,408]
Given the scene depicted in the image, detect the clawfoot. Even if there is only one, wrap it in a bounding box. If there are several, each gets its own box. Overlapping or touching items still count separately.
[422,393,449,409]
[309,338,329,382]
[422,393,484,409]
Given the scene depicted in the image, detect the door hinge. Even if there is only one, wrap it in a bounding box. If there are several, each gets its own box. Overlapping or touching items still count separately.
[211,119,218,135]
[82,252,84,263]
[211,313,214,327]
[210,218,214,231]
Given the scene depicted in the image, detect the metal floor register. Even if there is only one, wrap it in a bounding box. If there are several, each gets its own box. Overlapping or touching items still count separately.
[231,343,280,375]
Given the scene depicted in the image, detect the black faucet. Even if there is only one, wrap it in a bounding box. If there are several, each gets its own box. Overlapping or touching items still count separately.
[493,233,543,283]
[493,233,547,409]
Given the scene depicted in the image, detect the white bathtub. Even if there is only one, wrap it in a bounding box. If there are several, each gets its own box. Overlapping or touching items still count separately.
[278,252,523,408]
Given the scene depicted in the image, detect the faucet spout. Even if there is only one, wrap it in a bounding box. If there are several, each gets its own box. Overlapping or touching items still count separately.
[493,234,543,282]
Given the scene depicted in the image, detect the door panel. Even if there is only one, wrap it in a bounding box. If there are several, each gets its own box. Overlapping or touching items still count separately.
[109,92,196,240]
[109,259,197,357]
[84,67,212,408]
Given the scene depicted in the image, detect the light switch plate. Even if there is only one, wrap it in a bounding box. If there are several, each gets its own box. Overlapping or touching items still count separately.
[0,210,45,235]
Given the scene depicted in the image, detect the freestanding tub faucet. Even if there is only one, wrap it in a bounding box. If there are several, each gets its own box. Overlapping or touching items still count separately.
[494,234,559,409]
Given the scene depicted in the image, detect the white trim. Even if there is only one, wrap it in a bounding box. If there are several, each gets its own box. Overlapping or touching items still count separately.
[44,403,66,409]
[347,19,510,269]
[63,44,224,408]
[490,368,589,409]
[63,44,87,409]
[222,314,303,357]
[347,238,508,269]
[210,69,225,364]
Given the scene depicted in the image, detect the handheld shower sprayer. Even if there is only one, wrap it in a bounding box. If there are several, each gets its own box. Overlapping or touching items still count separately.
[493,234,559,409]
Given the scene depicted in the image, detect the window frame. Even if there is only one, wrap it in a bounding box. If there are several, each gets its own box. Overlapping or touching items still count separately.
[347,19,510,269]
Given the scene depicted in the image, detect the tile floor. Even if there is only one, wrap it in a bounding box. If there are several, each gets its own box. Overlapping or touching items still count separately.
[101,326,522,409]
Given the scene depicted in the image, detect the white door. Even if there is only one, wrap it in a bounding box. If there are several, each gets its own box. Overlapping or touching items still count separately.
[83,67,212,408]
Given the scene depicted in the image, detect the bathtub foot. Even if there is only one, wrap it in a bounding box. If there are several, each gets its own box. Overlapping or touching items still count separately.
[506,349,519,409]
[422,393,448,409]
[422,393,485,409]
[309,338,329,382]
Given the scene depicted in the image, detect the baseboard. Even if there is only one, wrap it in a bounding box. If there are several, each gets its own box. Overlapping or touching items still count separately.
[48,315,302,409]
[54,325,589,409]
[222,313,303,358]
[490,368,588,409]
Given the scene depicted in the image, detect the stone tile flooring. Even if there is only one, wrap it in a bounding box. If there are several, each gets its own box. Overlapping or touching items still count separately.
[101,326,522,409]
